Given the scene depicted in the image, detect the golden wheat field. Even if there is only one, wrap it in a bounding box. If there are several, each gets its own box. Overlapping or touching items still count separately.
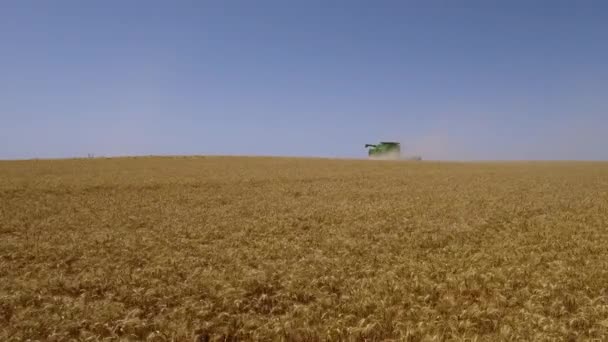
[1,156,608,341]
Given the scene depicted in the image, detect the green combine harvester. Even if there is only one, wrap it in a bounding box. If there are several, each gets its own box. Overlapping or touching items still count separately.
[365,141,401,159]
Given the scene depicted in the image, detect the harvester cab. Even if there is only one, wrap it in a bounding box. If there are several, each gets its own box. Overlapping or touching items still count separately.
[365,142,401,159]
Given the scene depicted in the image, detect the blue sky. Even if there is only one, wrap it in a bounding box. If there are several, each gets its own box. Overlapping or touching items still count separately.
[1,1,607,160]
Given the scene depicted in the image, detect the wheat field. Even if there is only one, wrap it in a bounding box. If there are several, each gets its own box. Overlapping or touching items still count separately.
[1,156,608,341]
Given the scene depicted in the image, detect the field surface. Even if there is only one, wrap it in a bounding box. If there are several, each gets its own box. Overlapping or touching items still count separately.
[1,157,608,341]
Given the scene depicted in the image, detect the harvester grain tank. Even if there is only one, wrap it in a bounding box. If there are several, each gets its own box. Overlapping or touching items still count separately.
[365,142,401,159]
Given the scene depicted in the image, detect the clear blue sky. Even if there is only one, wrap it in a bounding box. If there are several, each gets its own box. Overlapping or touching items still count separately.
[1,1,607,160]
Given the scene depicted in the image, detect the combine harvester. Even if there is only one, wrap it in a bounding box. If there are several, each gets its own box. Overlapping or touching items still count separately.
[365,142,422,160]
[365,142,401,160]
